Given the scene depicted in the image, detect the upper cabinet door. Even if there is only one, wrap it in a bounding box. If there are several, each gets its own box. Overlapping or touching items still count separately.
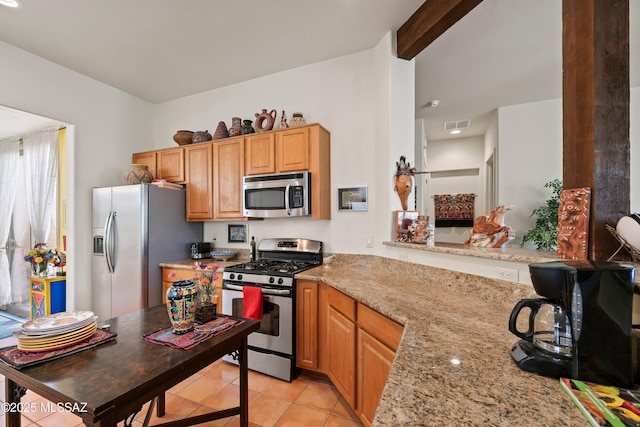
[185,143,213,220]
[132,151,157,179]
[157,147,185,182]
[277,127,309,172]
[245,133,276,175]
[214,139,245,219]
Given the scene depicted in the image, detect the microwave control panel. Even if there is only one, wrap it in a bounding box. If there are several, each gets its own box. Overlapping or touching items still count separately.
[290,186,304,208]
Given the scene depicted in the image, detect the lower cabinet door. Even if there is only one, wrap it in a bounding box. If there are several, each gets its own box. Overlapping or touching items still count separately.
[357,328,396,426]
[327,306,356,408]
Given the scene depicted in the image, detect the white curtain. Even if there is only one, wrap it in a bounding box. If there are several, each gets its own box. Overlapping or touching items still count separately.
[23,128,58,245]
[10,157,30,304]
[0,138,21,305]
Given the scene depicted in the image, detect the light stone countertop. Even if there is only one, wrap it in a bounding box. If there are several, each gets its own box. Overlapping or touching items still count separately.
[296,254,590,426]
[159,258,249,271]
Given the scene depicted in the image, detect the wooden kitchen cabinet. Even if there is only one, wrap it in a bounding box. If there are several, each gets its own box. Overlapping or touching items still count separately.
[185,138,246,221]
[157,147,185,182]
[213,138,244,219]
[132,151,157,178]
[132,147,185,182]
[184,142,213,220]
[356,303,404,427]
[244,124,331,219]
[327,287,357,408]
[296,280,328,372]
[277,126,309,172]
[161,267,222,311]
[245,132,276,175]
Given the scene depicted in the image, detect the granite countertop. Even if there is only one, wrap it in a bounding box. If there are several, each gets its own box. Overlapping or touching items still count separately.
[296,254,588,426]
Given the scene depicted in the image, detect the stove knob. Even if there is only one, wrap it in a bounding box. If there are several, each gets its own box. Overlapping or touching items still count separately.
[238,274,243,281]
[229,273,235,280]
[278,278,284,285]
[269,277,275,284]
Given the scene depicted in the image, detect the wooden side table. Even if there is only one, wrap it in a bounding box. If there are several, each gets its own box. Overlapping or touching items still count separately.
[29,276,66,319]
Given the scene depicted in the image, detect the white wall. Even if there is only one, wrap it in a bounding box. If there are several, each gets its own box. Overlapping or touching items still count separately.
[424,135,484,244]
[498,98,563,246]
[153,32,415,256]
[1,41,154,313]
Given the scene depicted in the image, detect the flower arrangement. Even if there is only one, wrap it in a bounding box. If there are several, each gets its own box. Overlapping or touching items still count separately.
[24,243,55,276]
[168,263,219,308]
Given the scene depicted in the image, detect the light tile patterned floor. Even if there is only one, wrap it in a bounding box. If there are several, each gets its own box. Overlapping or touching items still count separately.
[0,358,363,427]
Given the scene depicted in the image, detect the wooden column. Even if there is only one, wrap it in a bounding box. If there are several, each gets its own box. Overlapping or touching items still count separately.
[562,0,629,260]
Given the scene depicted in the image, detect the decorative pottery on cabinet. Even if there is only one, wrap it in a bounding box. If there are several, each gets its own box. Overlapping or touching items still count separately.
[289,112,306,127]
[173,130,194,146]
[123,164,153,185]
[213,121,229,140]
[166,280,198,334]
[241,120,255,134]
[229,117,242,137]
[192,130,212,143]
[254,109,277,132]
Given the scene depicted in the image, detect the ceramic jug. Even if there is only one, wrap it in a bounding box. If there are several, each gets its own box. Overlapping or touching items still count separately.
[255,109,277,132]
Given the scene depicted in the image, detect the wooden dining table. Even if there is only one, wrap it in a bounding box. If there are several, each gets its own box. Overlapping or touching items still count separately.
[0,305,260,427]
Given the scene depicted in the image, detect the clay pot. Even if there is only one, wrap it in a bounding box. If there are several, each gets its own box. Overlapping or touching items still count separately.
[213,121,229,139]
[166,280,198,334]
[241,120,255,134]
[123,164,154,185]
[254,109,277,132]
[289,112,306,128]
[173,130,194,146]
[192,130,212,143]
[229,117,242,137]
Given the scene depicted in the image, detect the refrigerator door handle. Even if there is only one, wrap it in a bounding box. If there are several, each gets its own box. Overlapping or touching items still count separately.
[104,210,115,273]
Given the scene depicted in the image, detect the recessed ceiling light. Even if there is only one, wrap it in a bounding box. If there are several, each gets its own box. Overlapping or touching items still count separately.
[450,129,462,135]
[0,0,21,7]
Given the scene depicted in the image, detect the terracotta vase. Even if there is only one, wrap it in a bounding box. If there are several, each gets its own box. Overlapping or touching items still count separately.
[123,164,153,185]
[229,117,242,137]
[166,280,198,334]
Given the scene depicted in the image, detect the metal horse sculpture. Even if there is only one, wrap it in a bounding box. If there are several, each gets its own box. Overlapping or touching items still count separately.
[465,205,515,248]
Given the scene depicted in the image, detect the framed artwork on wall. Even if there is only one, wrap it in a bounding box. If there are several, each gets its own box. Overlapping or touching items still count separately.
[394,210,419,242]
[338,187,368,211]
[228,224,247,243]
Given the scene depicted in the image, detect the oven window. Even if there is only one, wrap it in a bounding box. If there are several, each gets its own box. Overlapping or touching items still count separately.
[245,188,286,210]
[231,298,280,336]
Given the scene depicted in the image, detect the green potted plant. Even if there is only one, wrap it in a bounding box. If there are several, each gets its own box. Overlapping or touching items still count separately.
[521,179,563,251]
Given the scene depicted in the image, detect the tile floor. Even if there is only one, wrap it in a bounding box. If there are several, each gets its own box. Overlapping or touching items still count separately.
[0,355,364,427]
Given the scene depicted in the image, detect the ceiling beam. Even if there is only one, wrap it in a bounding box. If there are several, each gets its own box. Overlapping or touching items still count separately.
[396,0,483,60]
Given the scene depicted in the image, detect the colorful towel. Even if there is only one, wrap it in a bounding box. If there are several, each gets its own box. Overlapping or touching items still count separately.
[0,329,117,370]
[143,316,244,350]
[242,286,263,320]
[434,193,475,227]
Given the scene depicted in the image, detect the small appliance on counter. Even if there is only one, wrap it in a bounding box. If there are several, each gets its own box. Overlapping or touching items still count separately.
[508,260,636,388]
[190,242,212,260]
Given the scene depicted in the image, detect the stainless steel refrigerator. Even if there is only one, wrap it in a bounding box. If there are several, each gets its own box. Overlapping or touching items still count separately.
[91,184,202,323]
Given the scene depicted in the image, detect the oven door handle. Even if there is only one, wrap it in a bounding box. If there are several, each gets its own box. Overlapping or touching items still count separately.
[224,283,291,296]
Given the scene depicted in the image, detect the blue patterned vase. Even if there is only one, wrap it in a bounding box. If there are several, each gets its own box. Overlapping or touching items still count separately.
[166,280,198,334]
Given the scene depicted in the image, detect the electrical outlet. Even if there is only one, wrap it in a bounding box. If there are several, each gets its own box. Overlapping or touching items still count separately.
[496,267,518,282]
[366,235,374,248]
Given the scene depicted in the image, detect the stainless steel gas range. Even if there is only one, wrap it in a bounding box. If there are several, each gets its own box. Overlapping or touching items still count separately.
[221,238,323,381]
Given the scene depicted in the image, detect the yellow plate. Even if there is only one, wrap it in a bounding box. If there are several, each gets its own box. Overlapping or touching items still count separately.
[16,324,97,352]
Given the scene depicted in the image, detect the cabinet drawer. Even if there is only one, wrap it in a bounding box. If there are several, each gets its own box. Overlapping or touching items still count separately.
[328,287,356,322]
[357,303,403,351]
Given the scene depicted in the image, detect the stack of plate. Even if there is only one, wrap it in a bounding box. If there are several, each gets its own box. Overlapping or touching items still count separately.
[14,311,98,352]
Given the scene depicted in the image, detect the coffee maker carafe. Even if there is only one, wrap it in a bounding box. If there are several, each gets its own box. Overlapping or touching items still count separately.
[509,260,636,388]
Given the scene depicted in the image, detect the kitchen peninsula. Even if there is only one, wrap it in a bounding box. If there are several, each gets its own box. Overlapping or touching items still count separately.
[296,254,610,426]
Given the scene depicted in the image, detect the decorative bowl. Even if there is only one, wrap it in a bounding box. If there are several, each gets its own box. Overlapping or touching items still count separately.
[210,250,237,261]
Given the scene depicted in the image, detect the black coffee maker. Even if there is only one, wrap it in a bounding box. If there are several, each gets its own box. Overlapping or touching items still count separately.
[509,260,636,388]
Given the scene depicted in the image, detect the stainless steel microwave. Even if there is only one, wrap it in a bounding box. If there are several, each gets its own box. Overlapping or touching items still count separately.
[242,171,310,218]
